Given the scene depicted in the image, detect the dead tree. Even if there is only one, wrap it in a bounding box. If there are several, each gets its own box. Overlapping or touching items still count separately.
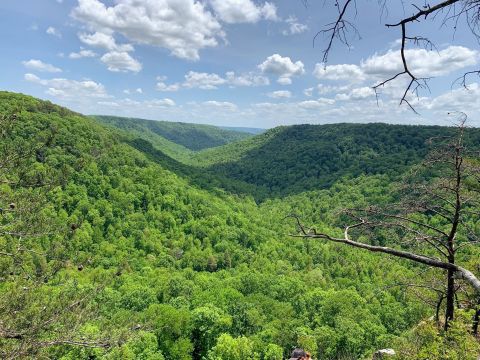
[291,119,480,330]
[313,0,480,110]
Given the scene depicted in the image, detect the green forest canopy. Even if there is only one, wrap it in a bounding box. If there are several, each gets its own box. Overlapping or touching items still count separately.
[1,92,479,359]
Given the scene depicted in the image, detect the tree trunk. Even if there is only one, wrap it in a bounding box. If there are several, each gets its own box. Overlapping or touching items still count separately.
[444,268,455,330]
[473,299,480,336]
[435,295,444,323]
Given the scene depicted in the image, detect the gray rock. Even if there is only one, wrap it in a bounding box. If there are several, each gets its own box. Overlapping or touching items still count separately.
[373,348,396,359]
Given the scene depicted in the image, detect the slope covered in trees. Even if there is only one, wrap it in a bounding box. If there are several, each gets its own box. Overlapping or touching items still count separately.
[104,118,480,202]
[94,115,252,152]
[1,92,479,359]
[193,123,480,200]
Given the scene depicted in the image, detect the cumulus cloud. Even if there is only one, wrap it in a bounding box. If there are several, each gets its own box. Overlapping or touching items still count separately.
[100,97,176,109]
[303,87,314,97]
[156,70,269,91]
[317,84,352,95]
[313,63,365,82]
[202,100,238,111]
[336,86,375,101]
[267,90,292,98]
[78,32,134,52]
[69,49,97,59]
[24,73,110,99]
[425,83,480,113]
[258,54,305,84]
[72,0,224,60]
[46,26,61,37]
[145,98,176,107]
[225,71,270,87]
[100,51,142,72]
[298,98,335,109]
[183,71,226,89]
[156,81,181,92]
[314,46,478,85]
[22,59,62,73]
[361,46,479,78]
[282,16,308,36]
[210,0,278,23]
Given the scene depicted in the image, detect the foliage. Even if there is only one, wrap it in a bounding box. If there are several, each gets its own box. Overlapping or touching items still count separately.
[94,115,251,152]
[0,92,478,359]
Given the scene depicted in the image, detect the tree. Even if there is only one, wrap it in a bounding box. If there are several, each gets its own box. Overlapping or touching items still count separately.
[313,0,480,110]
[292,119,480,330]
[0,111,115,357]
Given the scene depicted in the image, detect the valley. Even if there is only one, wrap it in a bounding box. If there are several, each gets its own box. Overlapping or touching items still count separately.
[1,92,479,359]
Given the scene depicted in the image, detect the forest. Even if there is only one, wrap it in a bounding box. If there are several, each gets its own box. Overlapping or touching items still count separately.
[1,91,480,359]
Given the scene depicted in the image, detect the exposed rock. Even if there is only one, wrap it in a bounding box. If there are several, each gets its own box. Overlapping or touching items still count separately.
[373,348,396,359]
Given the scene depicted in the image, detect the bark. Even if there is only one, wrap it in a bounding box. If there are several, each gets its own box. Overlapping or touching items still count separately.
[473,299,480,335]
[445,268,455,330]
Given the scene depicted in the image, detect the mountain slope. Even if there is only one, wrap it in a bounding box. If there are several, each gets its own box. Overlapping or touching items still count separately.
[2,92,476,359]
[94,115,253,152]
[192,123,480,199]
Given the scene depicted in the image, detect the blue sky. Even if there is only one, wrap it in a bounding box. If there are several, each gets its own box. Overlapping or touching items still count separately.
[1,0,479,128]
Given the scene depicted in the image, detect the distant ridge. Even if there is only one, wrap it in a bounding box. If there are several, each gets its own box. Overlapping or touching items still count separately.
[93,115,253,151]
[219,126,265,135]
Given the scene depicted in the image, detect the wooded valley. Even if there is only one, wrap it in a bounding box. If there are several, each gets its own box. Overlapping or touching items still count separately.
[1,92,480,359]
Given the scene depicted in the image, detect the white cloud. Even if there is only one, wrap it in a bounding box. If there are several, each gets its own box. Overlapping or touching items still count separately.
[46,26,61,37]
[298,98,335,109]
[362,46,479,78]
[303,87,314,97]
[425,83,480,113]
[145,98,176,107]
[313,63,365,82]
[100,51,142,73]
[156,70,269,91]
[210,0,278,24]
[258,54,305,84]
[24,73,110,99]
[317,84,352,95]
[183,71,227,89]
[22,59,62,73]
[78,32,134,52]
[156,81,181,92]
[336,86,375,101]
[314,46,478,86]
[282,16,308,36]
[277,77,292,85]
[72,0,224,60]
[268,90,292,98]
[202,100,238,111]
[225,71,270,87]
[69,49,97,59]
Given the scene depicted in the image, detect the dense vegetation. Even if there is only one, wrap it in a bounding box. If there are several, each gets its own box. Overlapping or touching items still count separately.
[94,116,252,152]
[1,92,479,359]
[194,124,480,199]
[103,118,480,201]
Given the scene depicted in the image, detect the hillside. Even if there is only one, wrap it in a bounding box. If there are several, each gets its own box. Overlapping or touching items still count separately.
[94,115,252,152]
[1,92,479,359]
[192,123,480,200]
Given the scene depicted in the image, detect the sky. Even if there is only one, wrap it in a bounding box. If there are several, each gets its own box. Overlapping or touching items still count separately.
[0,0,479,128]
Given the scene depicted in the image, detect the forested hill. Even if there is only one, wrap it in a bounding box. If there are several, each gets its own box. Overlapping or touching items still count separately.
[192,123,480,199]
[94,115,252,152]
[2,92,479,359]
